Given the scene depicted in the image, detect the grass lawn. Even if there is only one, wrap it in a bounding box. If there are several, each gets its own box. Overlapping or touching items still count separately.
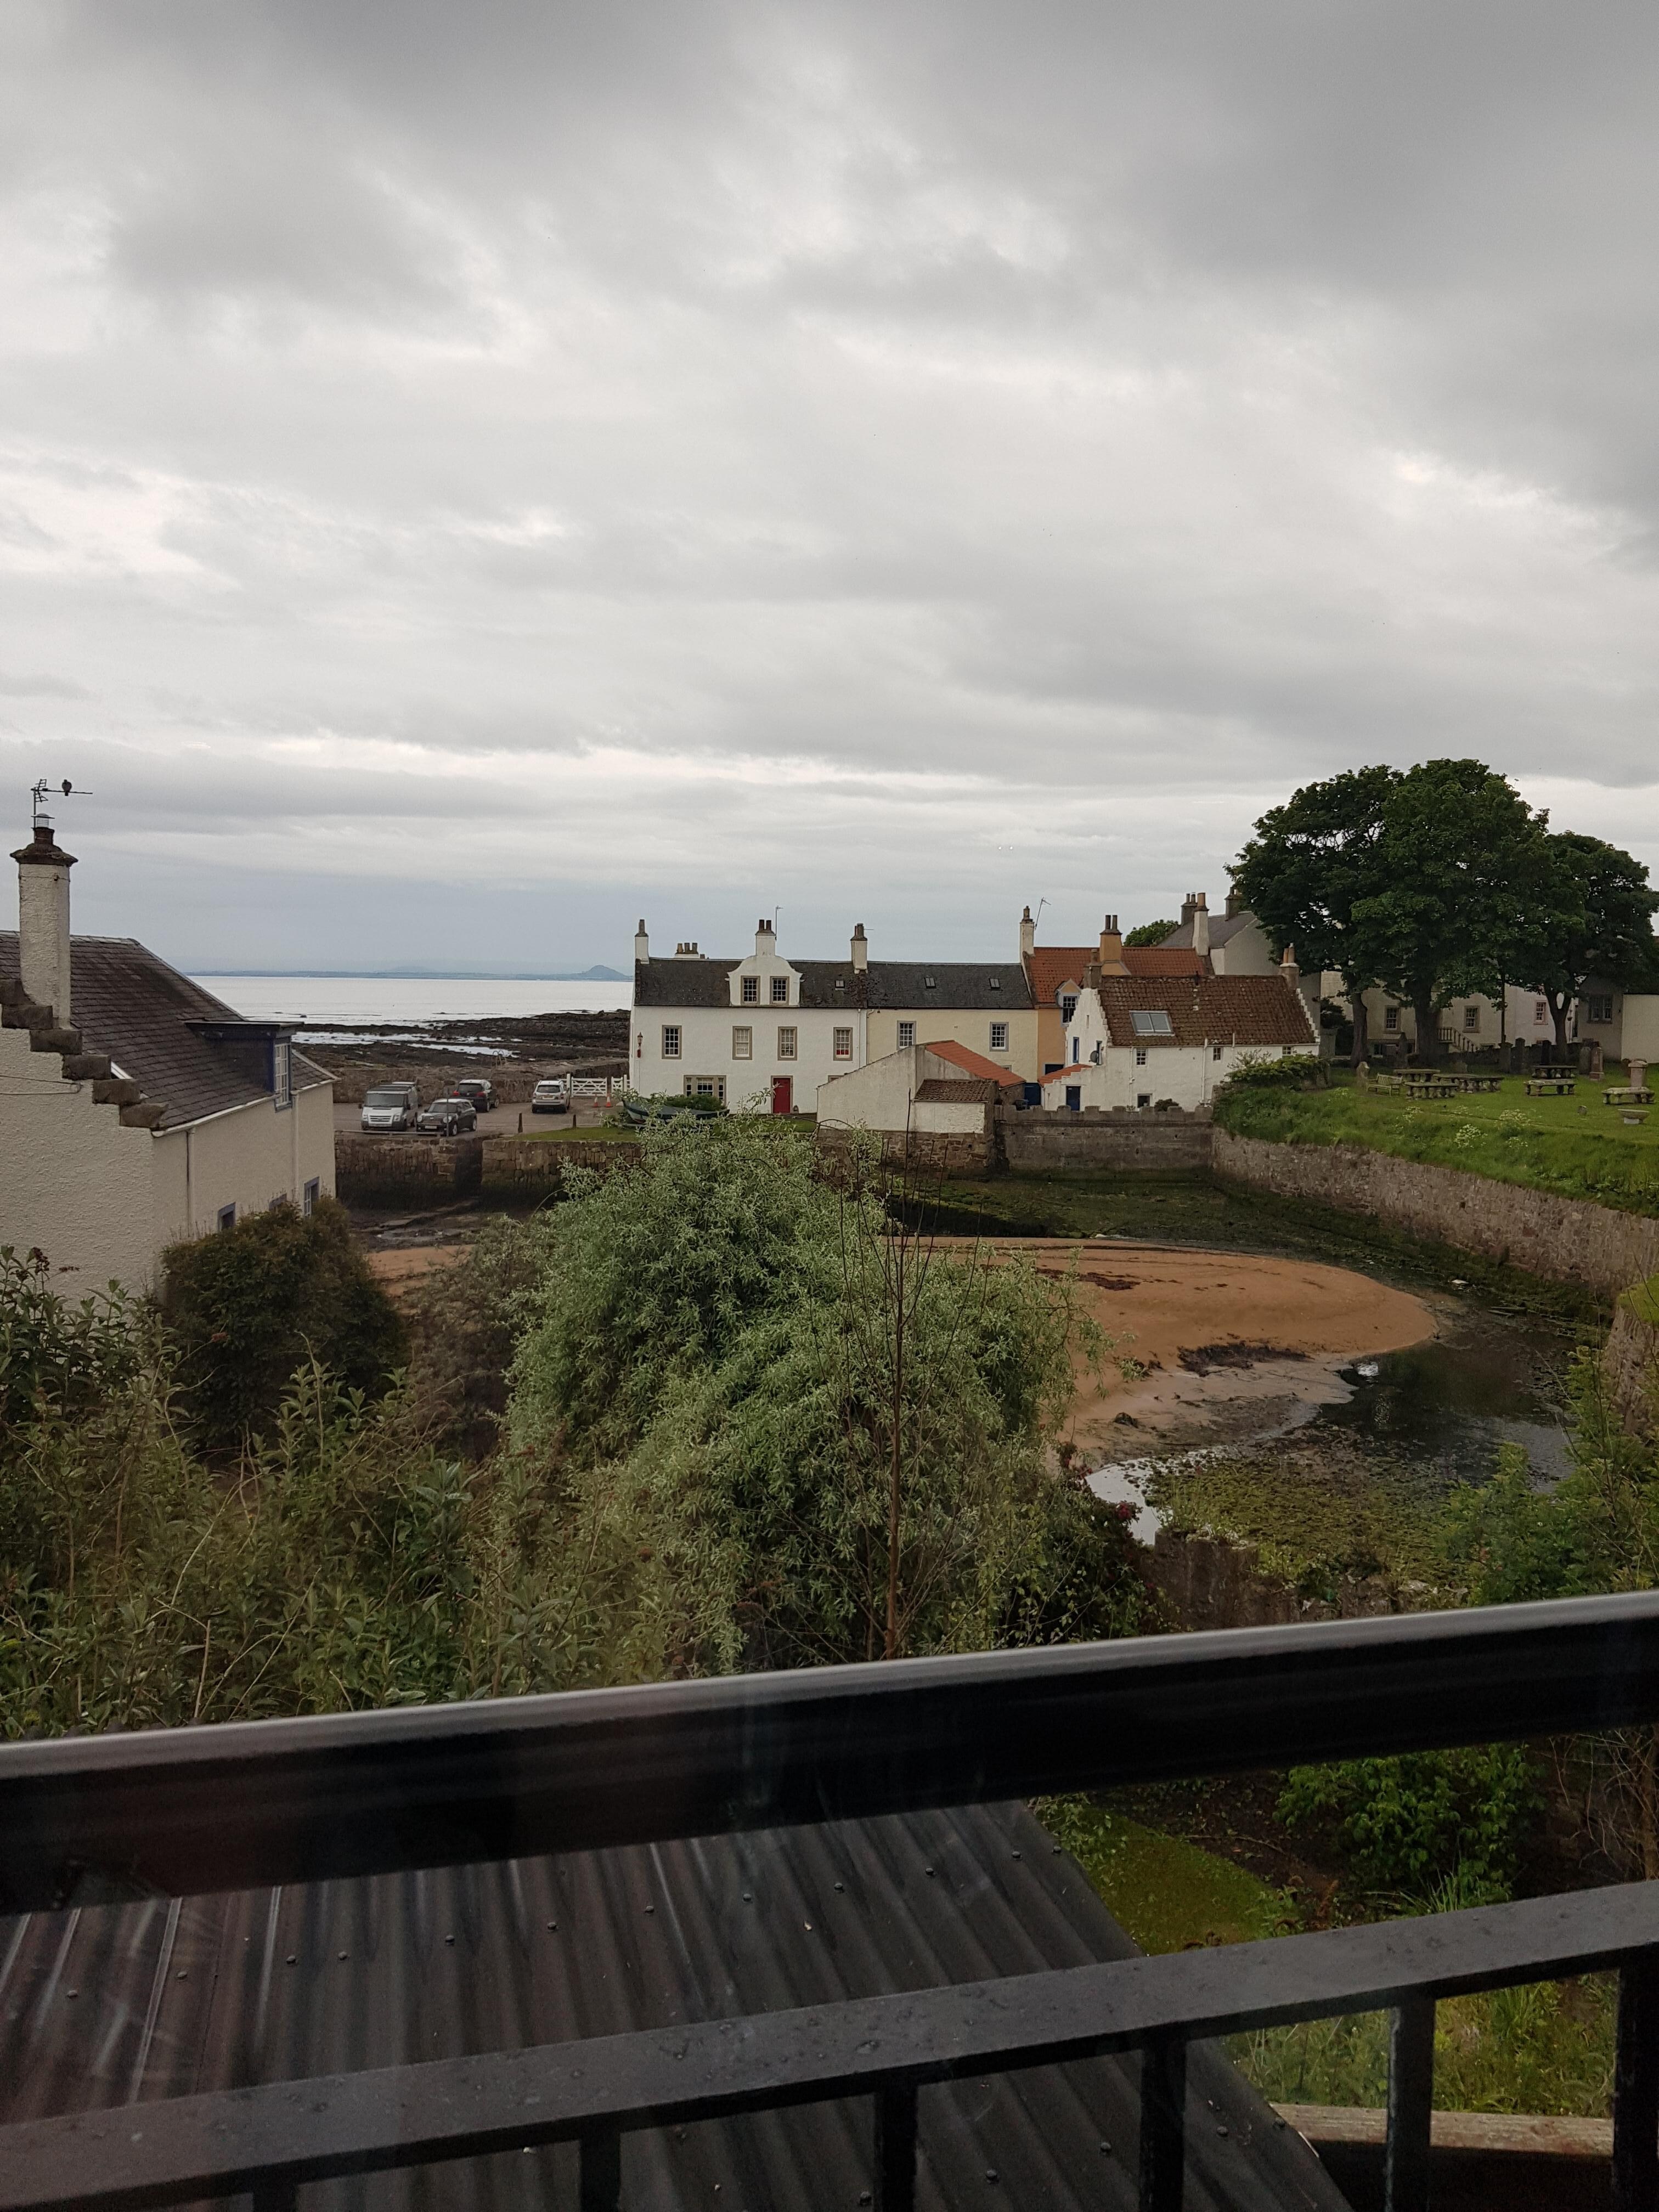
[1217,1068,1659,1217]
[1039,1793,1616,2117]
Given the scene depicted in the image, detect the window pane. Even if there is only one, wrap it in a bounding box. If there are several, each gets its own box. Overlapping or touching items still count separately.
[732,1026,752,1059]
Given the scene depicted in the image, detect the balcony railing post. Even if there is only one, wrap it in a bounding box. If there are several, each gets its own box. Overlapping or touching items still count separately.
[1138,2032,1186,2212]
[1613,1948,1659,2212]
[1384,1994,1435,2212]
[579,2125,622,2212]
[874,2080,918,2212]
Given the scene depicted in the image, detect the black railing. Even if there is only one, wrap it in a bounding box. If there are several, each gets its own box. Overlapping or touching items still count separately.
[3,1593,1659,2211]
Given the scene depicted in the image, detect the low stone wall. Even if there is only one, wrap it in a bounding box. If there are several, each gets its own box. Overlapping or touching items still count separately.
[1606,1280,1659,1437]
[815,1127,994,1177]
[1148,1529,1408,1630]
[334,1133,483,1205]
[480,1136,643,1195]
[1214,1129,1659,1301]
[1001,1109,1213,1174]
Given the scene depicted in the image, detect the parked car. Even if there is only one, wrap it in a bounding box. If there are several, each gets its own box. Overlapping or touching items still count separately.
[360,1082,420,1132]
[416,1096,478,1136]
[455,1077,497,1115]
[530,1077,568,1114]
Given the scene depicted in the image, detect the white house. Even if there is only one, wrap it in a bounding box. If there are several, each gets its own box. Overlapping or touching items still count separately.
[2,804,335,1291]
[1040,961,1316,1113]
[631,919,1034,1111]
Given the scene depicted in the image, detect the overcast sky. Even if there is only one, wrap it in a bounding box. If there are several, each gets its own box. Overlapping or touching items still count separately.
[4,1,1659,973]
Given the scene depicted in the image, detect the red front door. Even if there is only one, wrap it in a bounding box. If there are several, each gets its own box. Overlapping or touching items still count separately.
[771,1076,793,1115]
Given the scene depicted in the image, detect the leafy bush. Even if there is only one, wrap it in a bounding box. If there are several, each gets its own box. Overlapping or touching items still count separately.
[1279,1743,1536,1903]
[506,1118,1153,1670]
[1217,1052,1327,1092]
[161,1199,406,1451]
[0,1246,142,1437]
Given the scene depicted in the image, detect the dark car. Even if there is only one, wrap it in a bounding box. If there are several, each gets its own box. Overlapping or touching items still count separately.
[455,1077,497,1115]
[416,1096,478,1135]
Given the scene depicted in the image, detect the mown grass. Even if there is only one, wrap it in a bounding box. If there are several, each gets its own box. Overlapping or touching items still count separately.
[515,1124,640,1142]
[1039,1795,1617,2118]
[1216,1069,1659,1217]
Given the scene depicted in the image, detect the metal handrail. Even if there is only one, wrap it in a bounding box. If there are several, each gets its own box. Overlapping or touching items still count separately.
[4,1593,1659,1911]
[4,1594,1659,2210]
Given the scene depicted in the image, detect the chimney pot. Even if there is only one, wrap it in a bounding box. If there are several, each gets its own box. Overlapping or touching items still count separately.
[851,922,868,972]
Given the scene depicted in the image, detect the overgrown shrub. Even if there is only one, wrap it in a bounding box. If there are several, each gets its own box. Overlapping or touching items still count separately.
[1217,1052,1328,1093]
[161,1199,406,1451]
[0,1246,142,1438]
[1279,1744,1536,1904]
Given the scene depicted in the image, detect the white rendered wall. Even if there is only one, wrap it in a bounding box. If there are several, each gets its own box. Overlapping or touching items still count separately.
[863,1007,1037,1077]
[633,1002,858,1111]
[0,1021,159,1289]
[154,1082,337,1246]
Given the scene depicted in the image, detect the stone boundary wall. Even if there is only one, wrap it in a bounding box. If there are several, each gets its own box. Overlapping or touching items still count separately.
[1606,1283,1659,1437]
[480,1136,643,1194]
[1001,1109,1212,1175]
[1214,1129,1659,1301]
[814,1127,995,1177]
[335,1134,483,1204]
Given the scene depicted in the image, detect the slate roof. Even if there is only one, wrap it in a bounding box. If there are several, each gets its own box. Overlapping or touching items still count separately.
[1025,947,1206,1005]
[915,1077,1001,1103]
[634,960,1033,1012]
[1095,974,1316,1049]
[925,1039,1025,1087]
[0,1800,1342,2211]
[0,933,330,1132]
[1161,911,1261,955]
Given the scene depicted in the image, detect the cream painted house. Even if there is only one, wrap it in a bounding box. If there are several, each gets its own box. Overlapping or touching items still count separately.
[816,1039,1023,1136]
[2,808,334,1292]
[631,919,1036,1111]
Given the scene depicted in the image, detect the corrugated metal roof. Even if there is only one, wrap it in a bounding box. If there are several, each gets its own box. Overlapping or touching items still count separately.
[0,1803,1342,2210]
[0,933,330,1131]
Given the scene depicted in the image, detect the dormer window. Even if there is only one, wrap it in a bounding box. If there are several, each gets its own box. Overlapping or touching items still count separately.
[742,975,759,1005]
[923,975,936,989]
[771,975,789,1005]
[989,976,1000,989]
[1061,994,1078,1023]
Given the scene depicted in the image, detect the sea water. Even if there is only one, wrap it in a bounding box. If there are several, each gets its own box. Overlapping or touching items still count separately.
[188,976,633,1025]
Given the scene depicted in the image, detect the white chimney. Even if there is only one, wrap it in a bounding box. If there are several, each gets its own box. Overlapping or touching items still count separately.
[1019,904,1035,960]
[12,812,75,1025]
[851,922,868,972]
[755,916,776,957]
[634,917,649,963]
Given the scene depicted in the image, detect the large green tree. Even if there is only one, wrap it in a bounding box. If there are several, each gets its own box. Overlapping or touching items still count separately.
[1231,765,1400,1064]
[1515,832,1659,1054]
[1350,760,1553,1064]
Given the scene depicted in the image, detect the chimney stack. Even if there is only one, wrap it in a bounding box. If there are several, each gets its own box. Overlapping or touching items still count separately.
[850,922,868,972]
[1181,890,1210,960]
[1097,912,1128,975]
[755,917,776,957]
[634,918,650,963]
[12,810,75,1024]
[1279,943,1301,1000]
[1019,904,1036,961]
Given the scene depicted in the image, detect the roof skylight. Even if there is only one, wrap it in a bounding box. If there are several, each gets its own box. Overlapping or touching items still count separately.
[1129,1009,1175,1036]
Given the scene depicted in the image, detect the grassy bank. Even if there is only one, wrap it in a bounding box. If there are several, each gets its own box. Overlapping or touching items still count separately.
[1216,1070,1659,1217]
[1042,1793,1616,2117]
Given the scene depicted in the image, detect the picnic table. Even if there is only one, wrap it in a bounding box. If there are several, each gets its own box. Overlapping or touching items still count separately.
[1452,1075,1503,1094]
[1402,1076,1459,1099]
[1526,1077,1577,1097]
[1604,1086,1655,1108]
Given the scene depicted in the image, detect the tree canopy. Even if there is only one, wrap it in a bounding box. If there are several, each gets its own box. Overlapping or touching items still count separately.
[1514,832,1659,1051]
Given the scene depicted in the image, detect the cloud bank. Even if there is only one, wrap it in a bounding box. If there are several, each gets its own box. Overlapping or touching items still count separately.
[2,0,1657,969]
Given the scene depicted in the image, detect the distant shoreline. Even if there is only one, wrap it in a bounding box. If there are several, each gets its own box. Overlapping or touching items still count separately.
[190,968,629,984]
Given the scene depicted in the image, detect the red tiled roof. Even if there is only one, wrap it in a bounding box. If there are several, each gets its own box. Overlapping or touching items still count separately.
[1025,946,1206,1004]
[924,1039,1024,1087]
[1096,973,1315,1049]
[915,1077,1001,1103]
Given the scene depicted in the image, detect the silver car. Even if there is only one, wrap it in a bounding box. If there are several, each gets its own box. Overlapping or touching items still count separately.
[360,1082,419,1132]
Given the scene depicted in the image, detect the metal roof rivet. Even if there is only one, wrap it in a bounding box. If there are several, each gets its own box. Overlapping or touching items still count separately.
[445,1934,455,1944]
[924,1866,935,1877]
[804,1922,812,1931]
[645,1905,654,1914]
[1011,1850,1022,1860]
[286,1955,297,1965]
[176,1970,187,1980]
[1216,2126,1229,2138]
[742,1892,752,1901]
[1099,2140,1113,2154]
[833,1882,844,1892]
[337,1952,348,1961]
[860,2196,872,2207]
[986,2170,1000,2182]
[548,1921,558,1931]
[65,1989,77,1999]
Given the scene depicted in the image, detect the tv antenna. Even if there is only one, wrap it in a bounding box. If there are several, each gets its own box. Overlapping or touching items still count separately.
[31,777,90,826]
